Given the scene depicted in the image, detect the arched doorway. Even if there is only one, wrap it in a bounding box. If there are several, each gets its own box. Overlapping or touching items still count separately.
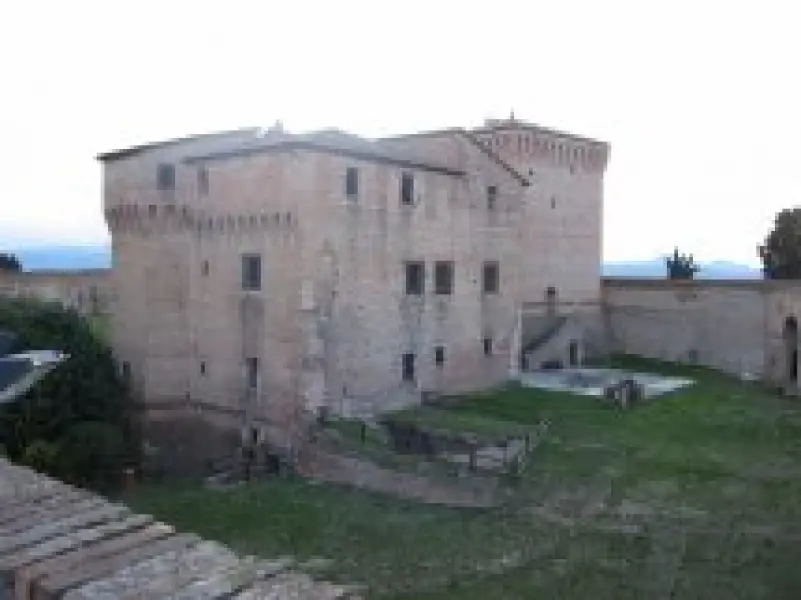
[783,316,798,385]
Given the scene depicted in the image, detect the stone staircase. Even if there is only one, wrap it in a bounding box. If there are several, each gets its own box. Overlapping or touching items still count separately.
[521,315,571,370]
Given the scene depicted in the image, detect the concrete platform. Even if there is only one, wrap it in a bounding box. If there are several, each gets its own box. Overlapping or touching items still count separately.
[521,368,694,398]
[0,458,363,599]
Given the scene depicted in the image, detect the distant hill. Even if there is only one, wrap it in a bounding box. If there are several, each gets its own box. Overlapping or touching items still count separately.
[1,245,763,280]
[603,259,762,280]
[7,245,111,271]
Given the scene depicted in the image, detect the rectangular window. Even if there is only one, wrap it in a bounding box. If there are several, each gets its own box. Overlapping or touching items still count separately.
[201,260,209,277]
[245,357,259,389]
[405,261,424,295]
[346,167,359,199]
[402,353,416,381]
[157,163,176,191]
[482,261,499,294]
[434,261,454,295]
[241,254,262,291]
[197,166,209,196]
[487,185,497,210]
[401,172,415,205]
[483,337,493,356]
[434,346,445,367]
[200,361,207,376]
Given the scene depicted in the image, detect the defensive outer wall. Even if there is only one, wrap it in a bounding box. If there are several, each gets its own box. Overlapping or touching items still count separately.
[603,277,801,388]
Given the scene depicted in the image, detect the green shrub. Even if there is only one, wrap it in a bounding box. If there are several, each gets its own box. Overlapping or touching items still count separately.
[0,297,137,489]
[21,439,60,473]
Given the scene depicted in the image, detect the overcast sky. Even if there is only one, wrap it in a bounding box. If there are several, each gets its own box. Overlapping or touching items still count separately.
[2,0,799,265]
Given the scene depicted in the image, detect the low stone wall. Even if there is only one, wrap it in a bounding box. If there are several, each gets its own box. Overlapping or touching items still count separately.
[0,270,113,317]
[0,458,363,599]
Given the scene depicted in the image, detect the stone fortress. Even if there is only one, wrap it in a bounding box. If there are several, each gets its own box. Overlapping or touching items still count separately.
[3,113,801,460]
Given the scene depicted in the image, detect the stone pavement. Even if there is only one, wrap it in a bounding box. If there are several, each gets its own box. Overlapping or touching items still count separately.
[0,458,363,599]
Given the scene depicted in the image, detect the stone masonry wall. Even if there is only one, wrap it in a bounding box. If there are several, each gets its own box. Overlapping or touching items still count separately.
[602,278,768,378]
[0,270,112,317]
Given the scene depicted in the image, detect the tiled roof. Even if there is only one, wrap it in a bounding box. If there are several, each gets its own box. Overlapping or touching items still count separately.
[183,129,465,176]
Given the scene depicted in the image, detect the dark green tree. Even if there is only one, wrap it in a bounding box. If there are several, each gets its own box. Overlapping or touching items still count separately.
[759,207,801,279]
[0,253,22,272]
[666,247,699,280]
[0,297,138,490]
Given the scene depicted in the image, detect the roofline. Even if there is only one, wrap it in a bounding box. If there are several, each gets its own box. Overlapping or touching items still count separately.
[601,277,771,289]
[456,130,530,187]
[183,140,467,177]
[473,123,609,147]
[1,268,111,278]
[96,127,260,162]
[380,127,466,141]
[380,127,529,187]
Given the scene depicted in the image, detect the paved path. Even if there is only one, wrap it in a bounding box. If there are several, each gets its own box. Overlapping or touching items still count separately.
[302,452,497,508]
[0,458,364,599]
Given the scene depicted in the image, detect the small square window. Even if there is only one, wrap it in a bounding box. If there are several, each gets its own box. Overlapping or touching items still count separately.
[242,254,262,291]
[197,166,209,196]
[346,167,359,198]
[405,261,424,295]
[401,172,415,205]
[245,357,259,389]
[487,185,497,210]
[434,261,454,295]
[402,353,416,381]
[157,163,176,191]
[483,261,499,294]
[434,346,445,367]
[483,337,493,356]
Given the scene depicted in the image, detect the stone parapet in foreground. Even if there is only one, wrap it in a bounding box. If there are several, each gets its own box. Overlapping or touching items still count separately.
[0,458,363,599]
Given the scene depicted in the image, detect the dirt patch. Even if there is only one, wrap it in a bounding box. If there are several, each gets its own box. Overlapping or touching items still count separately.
[302,451,498,508]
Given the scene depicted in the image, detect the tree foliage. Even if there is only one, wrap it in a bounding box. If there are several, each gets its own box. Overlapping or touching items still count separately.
[759,207,801,279]
[0,297,138,490]
[666,247,699,280]
[0,253,22,272]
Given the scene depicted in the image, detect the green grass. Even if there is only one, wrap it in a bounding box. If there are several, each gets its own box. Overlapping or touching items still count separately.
[125,355,801,599]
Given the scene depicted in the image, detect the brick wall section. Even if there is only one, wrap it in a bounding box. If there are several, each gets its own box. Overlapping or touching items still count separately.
[0,458,363,599]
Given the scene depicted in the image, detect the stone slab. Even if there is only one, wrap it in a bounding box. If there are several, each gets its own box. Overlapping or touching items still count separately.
[0,458,361,599]
[0,501,126,556]
[43,533,199,600]
[0,488,90,528]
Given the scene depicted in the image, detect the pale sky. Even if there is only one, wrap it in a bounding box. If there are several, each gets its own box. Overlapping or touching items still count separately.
[2,0,800,266]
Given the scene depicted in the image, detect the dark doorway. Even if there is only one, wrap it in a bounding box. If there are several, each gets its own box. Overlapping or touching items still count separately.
[545,286,558,316]
[784,316,798,383]
[568,341,580,367]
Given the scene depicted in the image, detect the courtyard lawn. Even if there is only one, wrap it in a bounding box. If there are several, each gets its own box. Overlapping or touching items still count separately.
[125,356,801,599]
